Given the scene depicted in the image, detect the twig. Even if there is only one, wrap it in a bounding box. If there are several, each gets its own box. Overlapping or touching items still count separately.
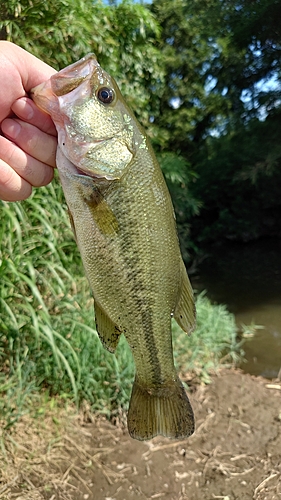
[230,453,251,461]
[62,435,118,485]
[21,474,36,489]
[265,384,281,390]
[71,468,92,494]
[230,466,255,476]
[62,463,75,481]
[142,441,181,456]
[193,412,215,435]
[254,472,279,498]
[0,475,20,496]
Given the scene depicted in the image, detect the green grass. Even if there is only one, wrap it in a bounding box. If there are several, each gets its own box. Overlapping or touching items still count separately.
[172,291,253,384]
[0,179,252,427]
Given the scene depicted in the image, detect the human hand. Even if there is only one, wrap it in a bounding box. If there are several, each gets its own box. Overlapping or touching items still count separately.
[0,41,57,201]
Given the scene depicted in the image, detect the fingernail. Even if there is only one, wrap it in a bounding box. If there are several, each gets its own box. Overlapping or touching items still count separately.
[2,119,21,139]
[22,100,34,120]
[12,97,34,120]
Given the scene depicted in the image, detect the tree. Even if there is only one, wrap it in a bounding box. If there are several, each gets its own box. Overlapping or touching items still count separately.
[0,0,164,130]
[150,0,281,150]
[205,0,281,118]
[150,0,281,252]
[149,0,229,154]
[188,0,281,245]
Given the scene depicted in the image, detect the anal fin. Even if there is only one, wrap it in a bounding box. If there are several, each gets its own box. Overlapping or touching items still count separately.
[94,302,122,353]
[174,259,196,334]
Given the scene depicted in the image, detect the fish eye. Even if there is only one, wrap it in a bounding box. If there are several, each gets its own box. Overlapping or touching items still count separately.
[97,87,115,104]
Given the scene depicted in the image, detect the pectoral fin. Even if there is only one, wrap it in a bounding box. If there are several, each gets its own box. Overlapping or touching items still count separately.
[94,301,122,353]
[174,260,196,334]
[88,197,119,235]
[75,177,119,236]
[67,206,78,243]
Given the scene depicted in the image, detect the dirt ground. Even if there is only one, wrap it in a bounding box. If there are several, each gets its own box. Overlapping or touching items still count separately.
[1,369,281,500]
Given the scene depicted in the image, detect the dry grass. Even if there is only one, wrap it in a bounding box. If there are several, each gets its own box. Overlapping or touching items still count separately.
[0,403,125,500]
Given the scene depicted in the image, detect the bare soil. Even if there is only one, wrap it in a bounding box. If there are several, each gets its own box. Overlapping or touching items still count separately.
[1,369,281,500]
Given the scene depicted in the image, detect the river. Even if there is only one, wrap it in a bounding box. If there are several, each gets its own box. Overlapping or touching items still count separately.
[191,237,281,379]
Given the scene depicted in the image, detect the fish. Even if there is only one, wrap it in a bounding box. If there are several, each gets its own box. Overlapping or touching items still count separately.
[31,54,196,441]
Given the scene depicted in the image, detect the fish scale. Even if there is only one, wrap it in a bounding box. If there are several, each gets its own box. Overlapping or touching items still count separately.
[31,53,196,441]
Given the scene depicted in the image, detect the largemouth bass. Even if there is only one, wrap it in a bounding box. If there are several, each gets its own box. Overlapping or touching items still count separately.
[31,54,196,441]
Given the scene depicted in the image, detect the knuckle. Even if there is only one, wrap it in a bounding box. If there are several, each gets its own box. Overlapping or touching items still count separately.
[0,163,32,201]
[32,165,54,187]
[27,133,57,168]
[0,137,23,168]
[26,133,39,152]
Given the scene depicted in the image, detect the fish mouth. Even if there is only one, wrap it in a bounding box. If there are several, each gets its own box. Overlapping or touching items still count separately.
[31,54,100,115]
[74,159,106,179]
[59,138,120,182]
[73,163,118,183]
[49,54,99,97]
[74,159,119,182]
[75,167,111,180]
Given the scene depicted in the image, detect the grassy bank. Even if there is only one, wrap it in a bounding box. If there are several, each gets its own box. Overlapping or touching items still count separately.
[0,180,252,427]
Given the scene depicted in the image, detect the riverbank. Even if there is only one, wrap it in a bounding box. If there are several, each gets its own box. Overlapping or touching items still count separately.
[1,369,280,500]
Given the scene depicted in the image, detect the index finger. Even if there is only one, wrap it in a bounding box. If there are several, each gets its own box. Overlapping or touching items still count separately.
[2,118,57,167]
[12,97,57,135]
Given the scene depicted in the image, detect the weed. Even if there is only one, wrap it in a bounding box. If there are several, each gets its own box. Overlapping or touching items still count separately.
[173,291,247,384]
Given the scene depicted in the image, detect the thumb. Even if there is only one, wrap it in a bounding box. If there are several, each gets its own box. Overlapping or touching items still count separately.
[1,41,56,92]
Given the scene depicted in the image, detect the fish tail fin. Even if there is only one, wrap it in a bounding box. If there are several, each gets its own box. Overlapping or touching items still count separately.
[127,376,194,441]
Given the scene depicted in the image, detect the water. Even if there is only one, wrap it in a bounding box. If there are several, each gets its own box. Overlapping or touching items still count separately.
[191,238,281,379]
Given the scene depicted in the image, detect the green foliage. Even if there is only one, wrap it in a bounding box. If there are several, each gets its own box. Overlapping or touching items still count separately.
[0,0,98,66]
[159,152,202,260]
[0,0,165,130]
[149,0,281,249]
[201,0,281,113]
[150,0,228,152]
[173,291,248,384]
[150,0,281,147]
[191,111,281,244]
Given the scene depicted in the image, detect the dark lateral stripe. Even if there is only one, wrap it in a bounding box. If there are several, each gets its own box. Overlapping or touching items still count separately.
[141,306,163,386]
[110,172,165,386]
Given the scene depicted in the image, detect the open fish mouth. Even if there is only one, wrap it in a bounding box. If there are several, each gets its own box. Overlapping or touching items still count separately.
[31,54,99,109]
